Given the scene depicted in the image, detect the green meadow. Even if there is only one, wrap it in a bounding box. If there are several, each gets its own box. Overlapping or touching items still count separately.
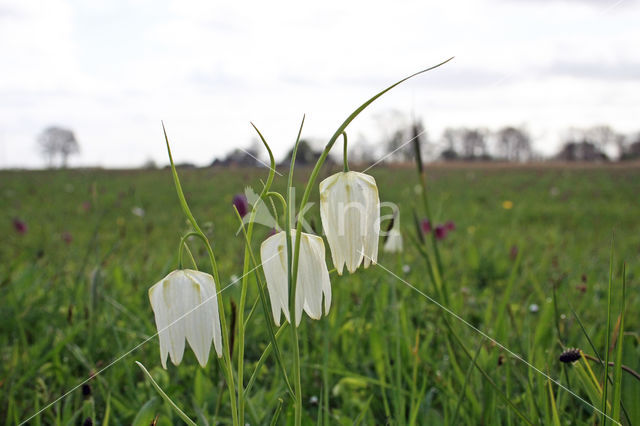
[1,164,639,425]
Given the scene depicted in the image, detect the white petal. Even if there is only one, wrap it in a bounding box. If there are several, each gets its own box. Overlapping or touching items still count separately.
[320,174,346,275]
[261,230,332,327]
[183,270,215,366]
[163,272,187,366]
[148,270,221,368]
[320,172,379,274]
[297,234,322,322]
[359,174,380,266]
[149,281,170,369]
[304,233,331,319]
[260,232,290,326]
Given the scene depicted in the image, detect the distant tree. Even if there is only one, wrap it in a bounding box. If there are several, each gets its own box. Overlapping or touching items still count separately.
[562,126,625,160]
[373,110,410,163]
[441,127,489,161]
[620,133,640,161]
[281,139,334,167]
[37,126,80,168]
[555,131,608,162]
[556,127,619,162]
[441,128,463,159]
[211,146,260,167]
[143,158,157,169]
[496,126,532,162]
[350,134,377,164]
[462,128,488,159]
[584,125,618,156]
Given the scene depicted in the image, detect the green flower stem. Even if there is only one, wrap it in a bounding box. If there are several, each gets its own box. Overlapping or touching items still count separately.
[233,208,295,399]
[285,116,306,426]
[245,325,289,396]
[236,219,252,425]
[178,231,201,270]
[415,163,446,302]
[266,191,287,224]
[162,124,238,426]
[291,59,455,302]
[602,240,614,426]
[342,132,349,172]
[236,123,280,424]
[287,61,453,425]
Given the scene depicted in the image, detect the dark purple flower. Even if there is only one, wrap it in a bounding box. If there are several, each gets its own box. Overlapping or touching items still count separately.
[62,231,73,245]
[420,219,432,234]
[435,225,447,240]
[13,218,27,234]
[445,220,456,231]
[232,193,249,218]
[81,201,91,212]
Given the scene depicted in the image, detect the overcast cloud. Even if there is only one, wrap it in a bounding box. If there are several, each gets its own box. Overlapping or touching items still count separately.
[0,0,638,168]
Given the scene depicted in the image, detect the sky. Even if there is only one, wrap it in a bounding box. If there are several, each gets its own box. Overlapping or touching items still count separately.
[0,0,638,168]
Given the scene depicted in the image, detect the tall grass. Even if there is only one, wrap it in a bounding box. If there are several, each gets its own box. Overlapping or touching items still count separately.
[1,164,638,424]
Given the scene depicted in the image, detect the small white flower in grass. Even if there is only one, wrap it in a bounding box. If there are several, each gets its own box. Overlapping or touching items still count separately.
[319,171,380,275]
[132,206,145,217]
[148,270,222,368]
[383,227,403,253]
[260,230,331,327]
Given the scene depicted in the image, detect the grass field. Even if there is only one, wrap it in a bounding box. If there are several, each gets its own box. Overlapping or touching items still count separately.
[1,163,639,425]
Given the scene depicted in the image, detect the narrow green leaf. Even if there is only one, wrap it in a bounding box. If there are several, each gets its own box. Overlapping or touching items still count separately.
[135,361,197,426]
[161,122,203,235]
[451,338,485,425]
[131,397,159,426]
[547,378,562,426]
[612,263,625,422]
[233,208,295,399]
[269,399,284,426]
[602,238,614,425]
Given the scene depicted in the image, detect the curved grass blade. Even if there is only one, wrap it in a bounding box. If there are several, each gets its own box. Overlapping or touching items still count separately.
[612,263,626,422]
[135,361,197,426]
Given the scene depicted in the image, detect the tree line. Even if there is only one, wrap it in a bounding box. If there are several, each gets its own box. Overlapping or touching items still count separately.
[351,122,640,164]
[35,121,640,169]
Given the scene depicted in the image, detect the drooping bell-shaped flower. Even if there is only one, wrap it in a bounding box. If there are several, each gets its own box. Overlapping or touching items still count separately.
[13,217,27,235]
[260,230,331,327]
[435,225,447,240]
[420,219,432,234]
[383,226,403,253]
[148,269,222,368]
[232,193,249,218]
[319,171,380,274]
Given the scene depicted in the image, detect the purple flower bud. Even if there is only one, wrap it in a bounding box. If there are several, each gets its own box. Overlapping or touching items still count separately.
[13,218,27,234]
[435,225,447,240]
[509,245,518,260]
[232,194,249,218]
[445,220,456,231]
[420,219,431,234]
